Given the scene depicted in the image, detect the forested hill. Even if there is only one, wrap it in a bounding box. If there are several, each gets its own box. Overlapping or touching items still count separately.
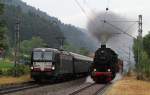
[0,0,98,51]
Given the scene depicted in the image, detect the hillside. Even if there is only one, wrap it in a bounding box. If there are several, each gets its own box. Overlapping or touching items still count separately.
[0,0,98,51]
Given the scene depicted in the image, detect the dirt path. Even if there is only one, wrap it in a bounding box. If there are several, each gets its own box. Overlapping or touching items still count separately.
[106,76,150,95]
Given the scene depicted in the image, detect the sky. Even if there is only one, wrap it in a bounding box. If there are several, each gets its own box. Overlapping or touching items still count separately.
[22,0,150,35]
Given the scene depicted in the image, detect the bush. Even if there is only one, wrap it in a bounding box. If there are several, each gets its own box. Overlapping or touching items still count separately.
[136,51,150,80]
[5,64,30,77]
[0,60,30,77]
[0,59,13,76]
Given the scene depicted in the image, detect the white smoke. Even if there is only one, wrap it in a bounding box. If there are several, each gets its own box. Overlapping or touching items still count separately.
[87,11,136,70]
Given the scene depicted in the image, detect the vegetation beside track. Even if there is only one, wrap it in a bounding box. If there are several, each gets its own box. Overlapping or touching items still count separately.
[133,32,150,80]
[0,75,32,85]
[106,75,150,95]
[0,59,31,85]
[0,59,30,76]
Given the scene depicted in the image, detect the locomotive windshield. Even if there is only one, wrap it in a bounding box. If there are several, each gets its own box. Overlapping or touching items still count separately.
[43,52,53,60]
[33,51,53,61]
[33,51,42,60]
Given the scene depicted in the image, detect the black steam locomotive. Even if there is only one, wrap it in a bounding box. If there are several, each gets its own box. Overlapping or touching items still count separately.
[90,45,122,83]
[30,48,93,82]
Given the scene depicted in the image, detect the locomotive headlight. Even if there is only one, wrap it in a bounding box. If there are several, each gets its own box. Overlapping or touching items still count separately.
[52,66,55,70]
[94,69,96,72]
[108,69,111,72]
[30,66,33,70]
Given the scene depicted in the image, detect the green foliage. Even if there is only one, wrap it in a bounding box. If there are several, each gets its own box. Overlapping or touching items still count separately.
[20,37,47,62]
[63,42,89,56]
[1,3,64,49]
[0,23,8,50]
[0,60,29,76]
[0,0,96,52]
[0,59,13,76]
[0,1,4,14]
[0,2,8,50]
[133,34,150,80]
[136,51,150,80]
[9,64,30,77]
[0,59,13,66]
[63,42,77,53]
[79,47,89,56]
[143,32,150,57]
[21,37,46,53]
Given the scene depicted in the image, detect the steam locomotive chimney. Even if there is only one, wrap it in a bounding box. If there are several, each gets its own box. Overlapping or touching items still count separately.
[101,44,106,48]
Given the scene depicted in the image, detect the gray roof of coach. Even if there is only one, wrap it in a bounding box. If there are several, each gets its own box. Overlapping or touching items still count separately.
[70,52,93,61]
[33,48,60,53]
[33,48,93,61]
[59,50,71,55]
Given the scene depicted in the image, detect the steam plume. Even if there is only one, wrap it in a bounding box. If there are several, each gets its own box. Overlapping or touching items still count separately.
[87,11,136,70]
[87,11,135,44]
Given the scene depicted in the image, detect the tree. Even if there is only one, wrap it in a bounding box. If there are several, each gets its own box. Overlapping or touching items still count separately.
[79,47,89,56]
[133,33,150,80]
[20,37,47,62]
[0,23,8,50]
[143,32,150,57]
[63,42,89,56]
[63,42,78,53]
[0,1,8,52]
[0,1,4,15]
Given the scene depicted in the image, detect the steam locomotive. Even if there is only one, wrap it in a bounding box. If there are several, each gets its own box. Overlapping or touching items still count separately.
[90,45,123,83]
[30,48,93,82]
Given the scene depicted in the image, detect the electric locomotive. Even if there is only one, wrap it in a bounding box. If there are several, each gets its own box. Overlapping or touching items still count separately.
[30,48,93,82]
[90,45,119,83]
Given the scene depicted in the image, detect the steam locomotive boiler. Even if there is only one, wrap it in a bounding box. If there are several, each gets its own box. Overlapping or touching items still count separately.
[90,45,120,83]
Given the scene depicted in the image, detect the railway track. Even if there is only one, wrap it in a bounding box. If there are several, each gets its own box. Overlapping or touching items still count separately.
[69,83,110,95]
[0,81,42,94]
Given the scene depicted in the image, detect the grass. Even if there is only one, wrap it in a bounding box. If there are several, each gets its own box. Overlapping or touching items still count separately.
[0,75,32,85]
[106,76,150,95]
[0,59,14,69]
[0,59,31,85]
[0,63,14,68]
[0,60,14,76]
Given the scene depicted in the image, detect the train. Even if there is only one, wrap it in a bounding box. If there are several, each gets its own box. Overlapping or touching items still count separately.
[90,44,123,83]
[30,48,93,82]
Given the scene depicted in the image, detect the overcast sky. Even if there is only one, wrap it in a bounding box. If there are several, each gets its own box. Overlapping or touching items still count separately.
[22,0,150,35]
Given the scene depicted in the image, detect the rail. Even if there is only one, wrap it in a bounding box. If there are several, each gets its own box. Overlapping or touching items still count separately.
[69,83,110,95]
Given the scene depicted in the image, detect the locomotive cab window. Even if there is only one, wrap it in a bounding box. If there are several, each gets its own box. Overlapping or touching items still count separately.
[43,52,53,60]
[33,51,43,60]
[33,51,53,61]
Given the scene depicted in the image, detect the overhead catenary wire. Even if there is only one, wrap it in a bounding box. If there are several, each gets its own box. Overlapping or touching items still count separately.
[103,20,136,39]
[73,0,138,66]
[73,0,137,39]
[83,0,96,15]
[73,0,90,19]
[124,22,137,33]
